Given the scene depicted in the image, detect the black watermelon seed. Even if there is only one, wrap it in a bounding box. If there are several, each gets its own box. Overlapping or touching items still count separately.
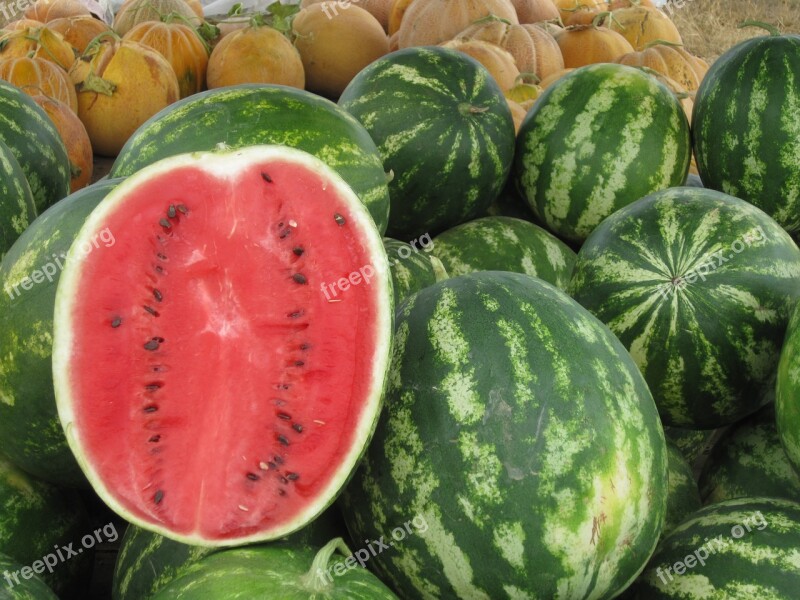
[177,204,188,215]
[143,339,160,351]
[292,273,307,285]
[278,489,286,496]
[111,317,122,328]
[154,265,164,274]
[154,490,164,504]
[295,361,304,367]
[246,473,260,481]
[153,289,163,302]
[144,305,158,316]
[334,213,345,226]
[300,343,310,350]
[288,311,303,319]
[157,253,168,261]
[277,412,291,420]
[159,219,171,229]
[148,435,161,443]
[267,461,277,470]
[286,472,299,481]
[293,247,304,256]
[168,205,177,218]
[261,171,272,183]
[278,435,289,447]
[145,383,161,391]
[279,228,291,239]
[144,405,158,413]
[292,423,303,433]
[274,455,284,465]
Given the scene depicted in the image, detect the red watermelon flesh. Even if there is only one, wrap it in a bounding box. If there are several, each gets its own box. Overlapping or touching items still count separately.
[52,146,393,546]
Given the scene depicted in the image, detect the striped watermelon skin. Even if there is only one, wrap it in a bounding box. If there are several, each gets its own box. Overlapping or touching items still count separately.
[629,497,800,599]
[338,47,515,239]
[0,456,93,597]
[109,85,390,233]
[692,31,800,232]
[699,405,800,505]
[341,271,667,600]
[430,216,577,290]
[514,64,691,242]
[0,138,37,258]
[776,299,800,474]
[113,508,347,600]
[568,187,800,428]
[148,542,399,599]
[0,552,58,599]
[383,238,448,308]
[664,442,701,536]
[0,179,121,485]
[0,81,70,214]
[664,426,721,467]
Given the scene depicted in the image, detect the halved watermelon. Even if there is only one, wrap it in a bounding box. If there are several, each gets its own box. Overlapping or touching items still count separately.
[52,145,393,546]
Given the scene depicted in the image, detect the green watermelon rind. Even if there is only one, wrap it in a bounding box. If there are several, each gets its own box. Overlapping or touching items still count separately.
[109,84,391,234]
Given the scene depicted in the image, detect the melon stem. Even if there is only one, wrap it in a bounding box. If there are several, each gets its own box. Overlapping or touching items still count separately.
[298,537,353,592]
[458,103,490,116]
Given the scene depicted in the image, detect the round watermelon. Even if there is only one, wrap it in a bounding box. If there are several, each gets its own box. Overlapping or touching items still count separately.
[569,186,800,428]
[692,25,800,232]
[0,179,121,485]
[430,216,577,290]
[109,84,391,234]
[338,46,515,239]
[148,539,398,599]
[699,405,800,505]
[340,271,667,599]
[514,64,690,242]
[52,146,393,546]
[629,497,800,598]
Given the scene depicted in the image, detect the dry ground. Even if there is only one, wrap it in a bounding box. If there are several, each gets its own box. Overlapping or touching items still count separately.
[668,0,800,62]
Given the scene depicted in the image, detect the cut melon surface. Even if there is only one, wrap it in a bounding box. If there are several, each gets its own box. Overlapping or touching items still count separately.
[53,146,393,546]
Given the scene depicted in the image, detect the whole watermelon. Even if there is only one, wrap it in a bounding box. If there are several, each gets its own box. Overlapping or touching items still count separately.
[383,238,448,308]
[699,405,800,504]
[339,47,515,239]
[692,24,800,232]
[514,64,690,242]
[629,497,800,598]
[341,271,667,599]
[569,186,800,428]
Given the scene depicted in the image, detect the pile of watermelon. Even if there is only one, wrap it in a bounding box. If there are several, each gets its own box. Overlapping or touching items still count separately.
[1,1,800,598]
